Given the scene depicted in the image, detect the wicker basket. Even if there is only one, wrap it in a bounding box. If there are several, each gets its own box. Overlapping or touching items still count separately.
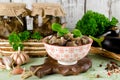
[0,39,47,57]
[90,47,120,61]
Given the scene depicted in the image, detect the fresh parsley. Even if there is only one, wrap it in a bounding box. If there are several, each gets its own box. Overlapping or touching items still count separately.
[76,10,118,37]
[9,32,23,51]
[9,31,43,51]
[31,32,43,40]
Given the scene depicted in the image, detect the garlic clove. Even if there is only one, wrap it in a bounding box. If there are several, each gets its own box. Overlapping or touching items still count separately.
[0,58,3,65]
[2,56,13,70]
[19,53,26,64]
[10,53,14,58]
[12,53,18,62]
[16,57,22,65]
[22,53,29,63]
[0,58,6,69]
[11,66,24,75]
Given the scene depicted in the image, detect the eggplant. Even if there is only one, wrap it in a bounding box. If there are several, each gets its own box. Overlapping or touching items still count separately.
[92,27,120,47]
[101,27,120,37]
[90,36,120,54]
[102,37,120,54]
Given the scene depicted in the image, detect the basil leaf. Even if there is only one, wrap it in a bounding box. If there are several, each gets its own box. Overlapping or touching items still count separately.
[60,28,69,34]
[57,32,64,36]
[52,23,61,32]
[72,29,82,37]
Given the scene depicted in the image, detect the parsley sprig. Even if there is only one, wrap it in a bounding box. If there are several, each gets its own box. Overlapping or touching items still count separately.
[9,31,43,51]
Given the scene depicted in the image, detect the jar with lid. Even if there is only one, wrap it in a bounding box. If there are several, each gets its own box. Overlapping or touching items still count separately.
[0,3,31,38]
[31,3,65,37]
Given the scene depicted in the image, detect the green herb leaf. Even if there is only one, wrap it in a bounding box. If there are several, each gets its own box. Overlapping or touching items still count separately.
[52,23,70,37]
[31,32,43,40]
[57,32,64,37]
[9,32,21,45]
[110,17,119,26]
[18,31,30,41]
[9,31,43,51]
[12,43,24,51]
[72,29,82,37]
[52,23,61,32]
[59,28,69,33]
[76,10,118,37]
[8,32,23,50]
[89,35,104,47]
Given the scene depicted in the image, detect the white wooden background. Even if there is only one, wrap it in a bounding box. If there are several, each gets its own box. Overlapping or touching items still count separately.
[0,0,120,29]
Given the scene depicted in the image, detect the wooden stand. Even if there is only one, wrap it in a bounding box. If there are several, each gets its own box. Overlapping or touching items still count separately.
[30,56,92,78]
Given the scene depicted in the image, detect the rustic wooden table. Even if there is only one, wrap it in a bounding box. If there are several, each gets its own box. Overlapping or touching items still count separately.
[0,54,120,80]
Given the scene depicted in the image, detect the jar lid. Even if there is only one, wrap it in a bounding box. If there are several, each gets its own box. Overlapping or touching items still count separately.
[0,3,26,16]
[31,3,65,17]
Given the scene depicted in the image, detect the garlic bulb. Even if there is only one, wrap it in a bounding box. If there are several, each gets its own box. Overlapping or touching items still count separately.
[10,51,30,65]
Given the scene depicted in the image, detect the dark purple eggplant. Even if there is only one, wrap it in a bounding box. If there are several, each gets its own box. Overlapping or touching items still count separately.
[101,27,120,37]
[92,27,120,47]
[102,37,120,54]
[90,36,120,54]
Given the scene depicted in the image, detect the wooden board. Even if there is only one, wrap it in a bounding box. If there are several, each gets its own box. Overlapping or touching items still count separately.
[86,0,110,18]
[111,0,120,25]
[0,0,10,2]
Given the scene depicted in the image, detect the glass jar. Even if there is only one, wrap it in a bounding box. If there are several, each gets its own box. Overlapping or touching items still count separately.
[0,3,31,38]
